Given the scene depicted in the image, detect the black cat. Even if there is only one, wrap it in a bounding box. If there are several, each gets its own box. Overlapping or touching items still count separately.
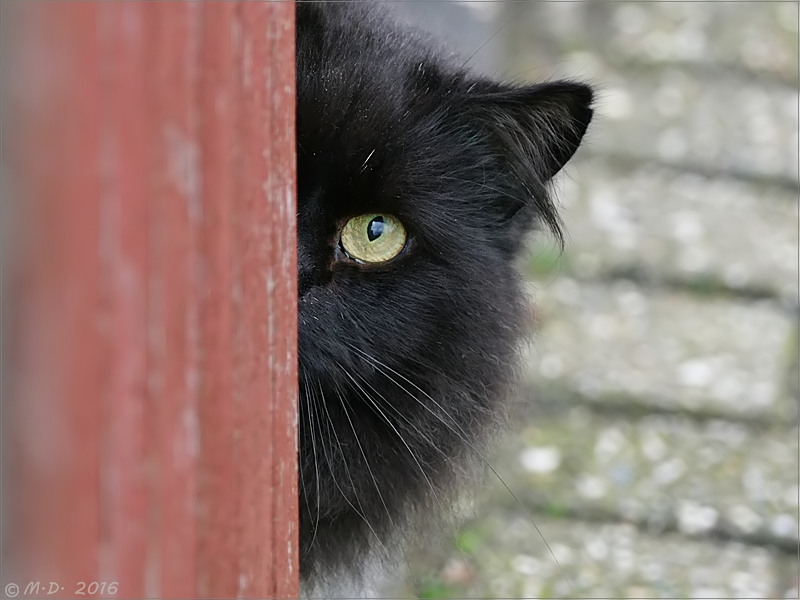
[296,1,593,590]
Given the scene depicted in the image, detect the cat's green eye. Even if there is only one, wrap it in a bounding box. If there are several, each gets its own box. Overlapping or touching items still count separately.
[340,214,407,264]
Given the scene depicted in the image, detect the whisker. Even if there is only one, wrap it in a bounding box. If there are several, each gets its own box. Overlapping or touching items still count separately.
[458,11,515,72]
[332,367,421,592]
[340,368,439,499]
[321,381,378,525]
[347,342,575,593]
[301,372,322,558]
[314,378,392,560]
[342,366,476,588]
[350,368,466,478]
[359,148,376,173]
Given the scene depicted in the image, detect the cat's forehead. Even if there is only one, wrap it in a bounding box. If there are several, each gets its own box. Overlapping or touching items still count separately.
[297,84,448,204]
[295,3,459,156]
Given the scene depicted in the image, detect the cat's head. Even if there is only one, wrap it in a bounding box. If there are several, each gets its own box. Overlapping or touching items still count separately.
[296,2,593,584]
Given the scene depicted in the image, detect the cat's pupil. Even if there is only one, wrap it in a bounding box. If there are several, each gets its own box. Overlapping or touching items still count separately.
[367,216,385,242]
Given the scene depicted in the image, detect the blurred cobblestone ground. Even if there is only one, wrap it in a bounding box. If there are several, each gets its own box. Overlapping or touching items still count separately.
[382,2,798,598]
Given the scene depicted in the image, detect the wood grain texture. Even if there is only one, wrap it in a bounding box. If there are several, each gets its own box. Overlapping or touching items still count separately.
[9,3,298,597]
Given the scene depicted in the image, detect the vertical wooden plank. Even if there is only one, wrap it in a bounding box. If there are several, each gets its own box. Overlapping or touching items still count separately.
[235,3,274,596]
[196,2,239,597]
[235,2,299,596]
[96,3,149,596]
[8,2,298,598]
[142,3,201,597]
[263,4,301,595]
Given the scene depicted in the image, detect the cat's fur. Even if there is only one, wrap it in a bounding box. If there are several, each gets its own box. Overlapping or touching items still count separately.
[297,1,593,591]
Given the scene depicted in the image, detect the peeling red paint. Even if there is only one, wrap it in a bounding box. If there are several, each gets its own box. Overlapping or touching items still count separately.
[9,2,298,598]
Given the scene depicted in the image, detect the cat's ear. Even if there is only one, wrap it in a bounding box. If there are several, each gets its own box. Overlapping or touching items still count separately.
[465,80,593,181]
[461,80,594,242]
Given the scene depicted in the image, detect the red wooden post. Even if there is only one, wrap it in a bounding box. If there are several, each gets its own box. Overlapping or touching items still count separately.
[5,2,298,598]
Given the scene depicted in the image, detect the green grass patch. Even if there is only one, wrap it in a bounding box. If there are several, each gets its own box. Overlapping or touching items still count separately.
[543,501,570,519]
[455,528,481,555]
[416,580,459,599]
[527,245,566,278]
[683,274,730,297]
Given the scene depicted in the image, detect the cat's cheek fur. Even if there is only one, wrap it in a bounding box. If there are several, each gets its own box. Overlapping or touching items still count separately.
[296,1,593,592]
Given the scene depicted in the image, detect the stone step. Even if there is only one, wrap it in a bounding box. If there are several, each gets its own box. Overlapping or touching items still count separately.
[506,22,798,183]
[506,1,799,85]
[486,406,797,551]
[522,281,796,422]
[530,157,799,304]
[384,511,796,598]
[585,67,798,185]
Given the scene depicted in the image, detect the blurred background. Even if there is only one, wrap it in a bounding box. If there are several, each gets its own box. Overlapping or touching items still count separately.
[381,1,799,598]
